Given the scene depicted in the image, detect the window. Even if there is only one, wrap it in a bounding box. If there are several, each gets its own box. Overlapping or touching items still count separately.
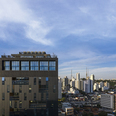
[39,77,41,85]
[34,93,36,100]
[4,61,10,70]
[21,61,29,70]
[53,85,56,93]
[7,85,10,93]
[21,56,33,58]
[34,77,36,85]
[2,108,5,116]
[46,77,48,89]
[2,93,5,100]
[19,85,22,93]
[36,56,44,58]
[14,101,17,108]
[40,61,48,70]
[30,61,38,70]
[46,93,49,100]
[24,93,27,100]
[46,77,49,81]
[19,101,22,108]
[49,61,56,71]
[2,77,5,85]
[41,93,44,101]
[29,85,32,93]
[12,61,19,70]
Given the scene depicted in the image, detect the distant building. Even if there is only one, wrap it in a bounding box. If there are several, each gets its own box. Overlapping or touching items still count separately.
[62,76,68,90]
[94,83,99,91]
[101,94,116,110]
[84,78,93,93]
[62,102,74,116]
[75,73,80,90]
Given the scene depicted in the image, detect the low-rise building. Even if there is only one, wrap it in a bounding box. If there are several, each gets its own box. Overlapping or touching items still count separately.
[101,94,116,110]
[62,102,74,116]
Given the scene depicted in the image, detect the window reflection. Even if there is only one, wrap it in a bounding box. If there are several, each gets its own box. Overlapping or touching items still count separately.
[12,61,19,70]
[30,61,38,70]
[40,61,48,70]
[4,61,10,70]
[49,61,56,71]
[21,61,29,70]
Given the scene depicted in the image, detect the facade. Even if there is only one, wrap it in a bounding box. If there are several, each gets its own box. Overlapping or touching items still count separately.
[75,73,80,90]
[58,77,62,99]
[62,102,74,116]
[0,51,58,116]
[101,94,115,110]
[84,78,93,93]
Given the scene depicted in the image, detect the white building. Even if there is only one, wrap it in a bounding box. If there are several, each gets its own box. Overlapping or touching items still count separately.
[62,102,74,116]
[58,76,62,99]
[101,94,114,109]
[94,83,99,91]
[75,73,80,90]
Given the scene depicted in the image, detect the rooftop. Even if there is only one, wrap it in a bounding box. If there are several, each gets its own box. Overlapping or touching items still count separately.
[1,51,57,58]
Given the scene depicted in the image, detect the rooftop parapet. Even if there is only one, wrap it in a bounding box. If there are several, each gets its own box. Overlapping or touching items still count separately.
[1,51,57,58]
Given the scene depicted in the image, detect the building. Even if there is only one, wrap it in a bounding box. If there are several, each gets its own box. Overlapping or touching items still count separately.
[84,78,93,93]
[62,76,68,91]
[75,73,80,90]
[62,102,74,116]
[101,94,116,110]
[94,83,99,91]
[58,77,62,99]
[0,51,58,116]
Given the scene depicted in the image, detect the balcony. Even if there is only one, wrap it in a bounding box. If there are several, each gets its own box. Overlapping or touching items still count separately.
[12,80,29,85]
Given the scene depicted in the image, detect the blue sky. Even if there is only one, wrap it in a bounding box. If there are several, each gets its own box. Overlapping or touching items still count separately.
[0,0,116,79]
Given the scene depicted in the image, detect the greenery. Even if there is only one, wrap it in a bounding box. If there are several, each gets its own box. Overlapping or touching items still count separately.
[61,97,66,102]
[82,112,94,116]
[98,111,107,116]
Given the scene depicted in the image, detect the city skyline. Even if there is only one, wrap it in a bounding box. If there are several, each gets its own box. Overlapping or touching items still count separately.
[0,0,116,79]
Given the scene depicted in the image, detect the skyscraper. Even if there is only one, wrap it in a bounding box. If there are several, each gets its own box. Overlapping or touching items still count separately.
[75,73,80,90]
[0,51,58,116]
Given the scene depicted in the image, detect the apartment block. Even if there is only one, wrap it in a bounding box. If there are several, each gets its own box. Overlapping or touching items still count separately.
[0,51,58,116]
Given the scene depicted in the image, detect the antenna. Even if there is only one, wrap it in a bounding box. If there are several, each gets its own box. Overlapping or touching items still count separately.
[71,69,72,79]
[86,67,87,78]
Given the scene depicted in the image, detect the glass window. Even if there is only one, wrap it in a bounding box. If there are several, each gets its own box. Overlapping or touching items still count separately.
[7,85,10,93]
[24,93,27,100]
[21,61,29,70]
[2,77,5,85]
[19,85,22,93]
[2,93,5,100]
[53,85,56,93]
[40,61,48,71]
[14,101,17,108]
[46,93,49,100]
[2,108,5,116]
[21,56,33,58]
[19,101,22,108]
[12,61,19,70]
[29,85,32,93]
[36,56,44,58]
[34,93,36,100]
[30,61,38,70]
[34,77,36,85]
[46,77,49,81]
[49,61,56,71]
[4,61,10,70]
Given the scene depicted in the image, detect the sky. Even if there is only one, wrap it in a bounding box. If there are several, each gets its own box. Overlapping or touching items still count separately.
[0,0,116,79]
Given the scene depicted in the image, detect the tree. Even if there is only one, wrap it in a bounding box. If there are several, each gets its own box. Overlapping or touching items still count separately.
[61,97,66,102]
[98,111,107,116]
